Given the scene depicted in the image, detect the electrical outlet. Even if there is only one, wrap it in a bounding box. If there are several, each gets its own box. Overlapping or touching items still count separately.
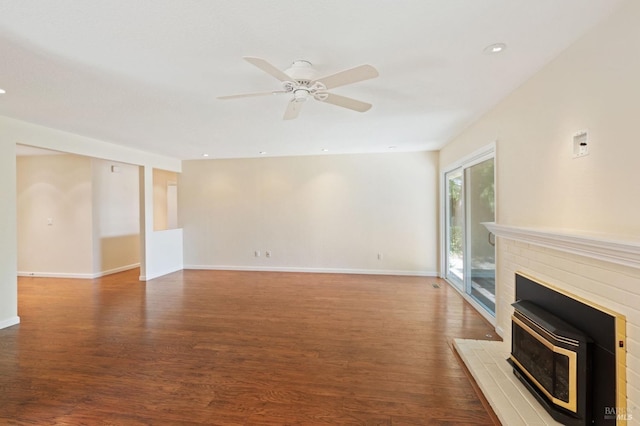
[254,250,261,257]
[265,250,271,258]
[573,130,589,158]
[377,253,383,260]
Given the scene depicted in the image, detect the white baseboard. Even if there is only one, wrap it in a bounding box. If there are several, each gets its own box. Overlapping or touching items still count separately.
[18,264,437,280]
[93,263,140,278]
[139,265,183,281]
[183,264,437,277]
[18,263,140,279]
[18,271,95,279]
[0,316,20,330]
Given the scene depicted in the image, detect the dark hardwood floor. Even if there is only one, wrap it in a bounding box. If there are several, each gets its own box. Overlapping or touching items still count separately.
[0,269,500,425]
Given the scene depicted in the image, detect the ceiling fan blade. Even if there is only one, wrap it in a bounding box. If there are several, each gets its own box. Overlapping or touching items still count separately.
[317,93,372,112]
[243,57,293,82]
[313,64,378,90]
[217,90,287,100]
[283,100,304,120]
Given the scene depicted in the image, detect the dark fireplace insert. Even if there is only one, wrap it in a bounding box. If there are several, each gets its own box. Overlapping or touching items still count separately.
[509,299,592,425]
[512,273,627,425]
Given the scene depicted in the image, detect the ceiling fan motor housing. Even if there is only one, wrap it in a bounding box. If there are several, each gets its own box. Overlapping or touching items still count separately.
[285,60,326,102]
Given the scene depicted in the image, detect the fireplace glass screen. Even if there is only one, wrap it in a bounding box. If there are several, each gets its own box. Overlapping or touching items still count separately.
[511,274,621,426]
[513,321,570,403]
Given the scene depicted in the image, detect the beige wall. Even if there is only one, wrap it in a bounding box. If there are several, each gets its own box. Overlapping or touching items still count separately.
[92,159,140,274]
[440,0,639,410]
[153,168,178,231]
[441,0,640,235]
[17,154,94,275]
[181,152,438,275]
[16,155,140,277]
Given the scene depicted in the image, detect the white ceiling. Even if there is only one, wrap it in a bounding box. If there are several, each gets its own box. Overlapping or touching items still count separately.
[0,1,625,160]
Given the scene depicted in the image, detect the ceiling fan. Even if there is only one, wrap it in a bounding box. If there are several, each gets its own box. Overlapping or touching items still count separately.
[218,57,379,120]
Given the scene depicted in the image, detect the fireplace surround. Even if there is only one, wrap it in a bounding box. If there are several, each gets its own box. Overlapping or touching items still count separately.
[511,272,627,425]
[471,223,635,424]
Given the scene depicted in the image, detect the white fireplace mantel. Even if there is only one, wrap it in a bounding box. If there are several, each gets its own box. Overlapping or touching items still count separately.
[483,223,640,270]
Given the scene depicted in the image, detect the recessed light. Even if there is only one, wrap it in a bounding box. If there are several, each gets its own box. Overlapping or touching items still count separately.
[202,153,209,157]
[388,145,397,150]
[483,43,506,54]
[259,151,267,155]
[322,148,329,152]
[0,88,5,94]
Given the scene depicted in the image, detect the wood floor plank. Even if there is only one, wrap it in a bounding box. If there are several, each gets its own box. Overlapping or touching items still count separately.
[0,270,500,424]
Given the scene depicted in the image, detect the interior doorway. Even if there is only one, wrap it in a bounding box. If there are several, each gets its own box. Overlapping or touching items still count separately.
[15,145,142,278]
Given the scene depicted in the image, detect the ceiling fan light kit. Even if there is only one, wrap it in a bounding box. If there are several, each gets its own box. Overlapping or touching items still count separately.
[218,57,378,120]
[293,89,309,102]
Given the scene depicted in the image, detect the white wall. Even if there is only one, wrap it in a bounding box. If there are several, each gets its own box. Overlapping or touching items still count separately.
[139,165,184,281]
[439,0,639,412]
[0,115,181,329]
[0,142,18,329]
[181,152,438,275]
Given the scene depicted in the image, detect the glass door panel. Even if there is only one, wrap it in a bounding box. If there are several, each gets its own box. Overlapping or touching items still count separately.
[445,169,464,290]
[466,159,495,314]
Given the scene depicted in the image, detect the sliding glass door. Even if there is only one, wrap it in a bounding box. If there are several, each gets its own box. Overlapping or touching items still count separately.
[445,154,495,317]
